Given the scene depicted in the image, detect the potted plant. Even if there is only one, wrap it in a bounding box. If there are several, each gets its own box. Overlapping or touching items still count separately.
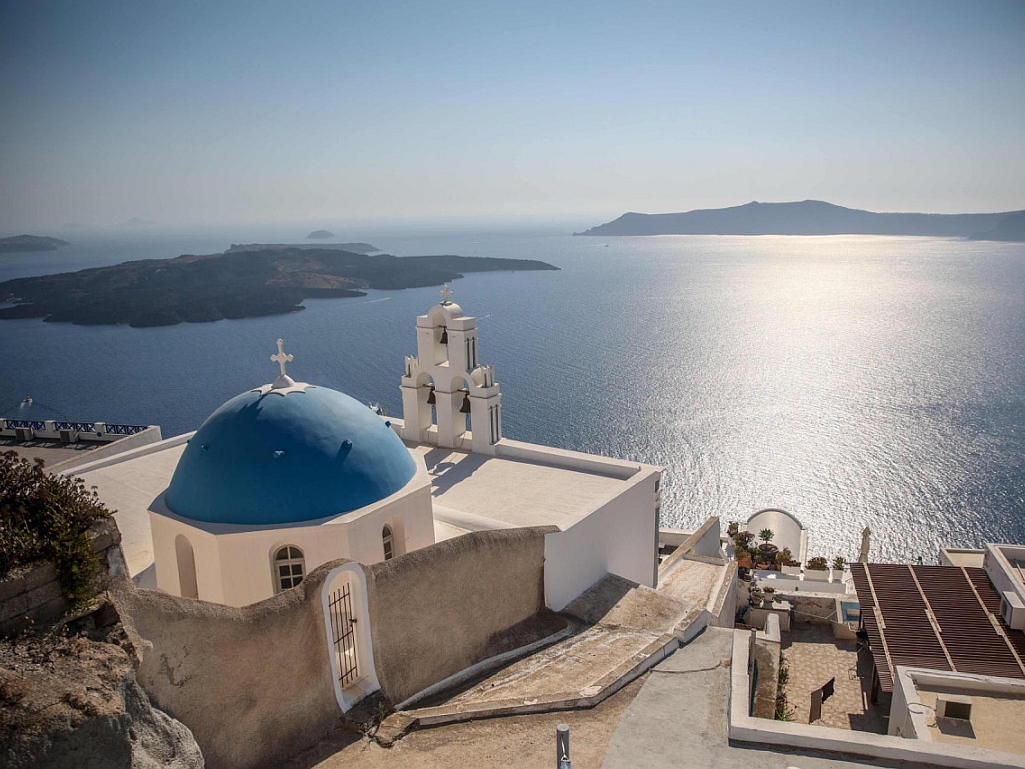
[832,556,846,581]
[762,586,776,605]
[735,530,755,551]
[805,556,830,582]
[757,528,778,563]
[778,548,802,576]
[727,521,740,538]
[747,578,764,607]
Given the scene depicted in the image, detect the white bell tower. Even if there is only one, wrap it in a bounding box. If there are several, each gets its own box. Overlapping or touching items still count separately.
[400,286,503,453]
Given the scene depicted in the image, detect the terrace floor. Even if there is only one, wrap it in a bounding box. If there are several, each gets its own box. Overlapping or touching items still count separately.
[781,622,887,733]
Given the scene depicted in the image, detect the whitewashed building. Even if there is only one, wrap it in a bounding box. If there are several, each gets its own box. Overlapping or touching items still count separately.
[74,288,663,611]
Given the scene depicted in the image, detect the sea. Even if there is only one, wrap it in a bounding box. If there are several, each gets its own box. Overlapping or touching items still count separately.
[2,224,1024,564]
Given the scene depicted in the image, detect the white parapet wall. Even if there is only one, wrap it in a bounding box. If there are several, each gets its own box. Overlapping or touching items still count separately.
[543,469,660,612]
[891,666,1025,743]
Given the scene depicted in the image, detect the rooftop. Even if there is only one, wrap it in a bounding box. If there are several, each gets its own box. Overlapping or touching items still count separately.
[851,563,1025,692]
[76,440,188,582]
[416,444,649,532]
[919,685,1025,755]
[1,437,107,470]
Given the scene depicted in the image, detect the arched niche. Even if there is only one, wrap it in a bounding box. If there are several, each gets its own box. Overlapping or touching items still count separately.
[174,534,198,599]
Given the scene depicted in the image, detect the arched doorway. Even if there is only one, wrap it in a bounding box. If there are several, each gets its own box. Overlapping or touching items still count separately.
[174,534,198,599]
[321,564,379,712]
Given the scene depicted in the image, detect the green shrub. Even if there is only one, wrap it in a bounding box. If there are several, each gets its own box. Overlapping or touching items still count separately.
[806,556,829,571]
[0,451,112,606]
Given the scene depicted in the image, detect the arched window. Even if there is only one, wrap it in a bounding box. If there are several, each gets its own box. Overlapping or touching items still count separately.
[382,526,394,561]
[274,545,305,592]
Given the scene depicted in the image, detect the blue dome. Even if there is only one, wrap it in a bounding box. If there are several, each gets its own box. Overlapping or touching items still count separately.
[165,386,416,525]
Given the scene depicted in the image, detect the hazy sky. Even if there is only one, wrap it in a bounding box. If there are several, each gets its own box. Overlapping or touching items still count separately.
[2,1,1023,230]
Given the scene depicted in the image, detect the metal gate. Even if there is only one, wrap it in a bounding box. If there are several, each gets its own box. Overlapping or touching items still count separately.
[328,583,359,687]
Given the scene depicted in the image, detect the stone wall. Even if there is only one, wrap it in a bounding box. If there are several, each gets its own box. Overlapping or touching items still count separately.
[364,527,551,704]
[108,527,560,768]
[111,563,343,769]
[0,517,123,636]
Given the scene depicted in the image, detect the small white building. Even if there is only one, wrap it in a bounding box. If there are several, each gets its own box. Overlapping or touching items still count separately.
[75,287,663,611]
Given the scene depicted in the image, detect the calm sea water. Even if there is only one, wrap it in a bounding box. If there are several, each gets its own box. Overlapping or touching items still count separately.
[2,226,1024,563]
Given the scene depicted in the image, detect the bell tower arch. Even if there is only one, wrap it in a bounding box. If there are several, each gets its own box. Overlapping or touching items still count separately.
[400,285,502,453]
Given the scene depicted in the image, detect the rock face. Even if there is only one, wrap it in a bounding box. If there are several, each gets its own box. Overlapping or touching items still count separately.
[0,612,204,768]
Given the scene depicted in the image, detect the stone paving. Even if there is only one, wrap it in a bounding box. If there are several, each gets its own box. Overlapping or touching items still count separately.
[781,622,887,733]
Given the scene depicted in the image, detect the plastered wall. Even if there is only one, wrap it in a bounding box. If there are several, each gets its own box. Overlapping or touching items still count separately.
[363,527,552,703]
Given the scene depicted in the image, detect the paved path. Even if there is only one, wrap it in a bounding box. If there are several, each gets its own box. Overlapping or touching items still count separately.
[783,623,886,732]
[602,627,934,769]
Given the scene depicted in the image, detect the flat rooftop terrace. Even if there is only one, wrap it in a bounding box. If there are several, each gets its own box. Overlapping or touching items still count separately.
[76,440,188,582]
[918,685,1025,756]
[414,444,646,532]
[1,437,106,470]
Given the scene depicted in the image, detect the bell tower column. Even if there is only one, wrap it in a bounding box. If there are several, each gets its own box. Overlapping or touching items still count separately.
[468,365,502,454]
[435,387,466,448]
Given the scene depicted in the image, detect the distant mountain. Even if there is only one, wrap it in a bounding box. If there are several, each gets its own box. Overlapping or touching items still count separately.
[969,211,1025,242]
[0,235,71,254]
[306,229,336,239]
[575,200,1025,239]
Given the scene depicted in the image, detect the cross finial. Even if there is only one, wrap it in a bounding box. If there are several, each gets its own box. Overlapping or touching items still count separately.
[270,338,293,380]
[440,284,453,304]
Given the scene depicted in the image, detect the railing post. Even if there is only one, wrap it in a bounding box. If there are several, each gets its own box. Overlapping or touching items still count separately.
[556,723,570,768]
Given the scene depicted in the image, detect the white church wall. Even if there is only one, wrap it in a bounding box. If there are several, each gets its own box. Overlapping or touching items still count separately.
[215,526,353,607]
[343,484,434,565]
[543,469,660,612]
[149,512,225,604]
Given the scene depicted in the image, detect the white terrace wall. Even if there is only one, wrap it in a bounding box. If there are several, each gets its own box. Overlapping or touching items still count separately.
[363,527,555,704]
[544,470,660,611]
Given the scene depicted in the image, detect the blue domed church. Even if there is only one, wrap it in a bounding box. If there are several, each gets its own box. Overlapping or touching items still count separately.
[124,290,660,614]
[148,341,435,606]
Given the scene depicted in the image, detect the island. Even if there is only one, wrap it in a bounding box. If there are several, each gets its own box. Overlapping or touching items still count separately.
[575,200,1025,240]
[227,242,381,254]
[0,235,71,254]
[969,211,1025,242]
[306,230,336,239]
[0,246,558,327]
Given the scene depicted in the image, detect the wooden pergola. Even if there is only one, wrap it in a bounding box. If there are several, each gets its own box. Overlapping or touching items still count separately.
[850,562,1025,702]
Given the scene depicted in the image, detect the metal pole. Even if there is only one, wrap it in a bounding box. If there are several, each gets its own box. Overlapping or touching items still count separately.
[556,723,570,768]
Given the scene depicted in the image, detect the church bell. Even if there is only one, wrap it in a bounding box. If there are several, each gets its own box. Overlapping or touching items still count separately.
[459,393,471,413]
[426,386,436,405]
[439,327,448,344]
